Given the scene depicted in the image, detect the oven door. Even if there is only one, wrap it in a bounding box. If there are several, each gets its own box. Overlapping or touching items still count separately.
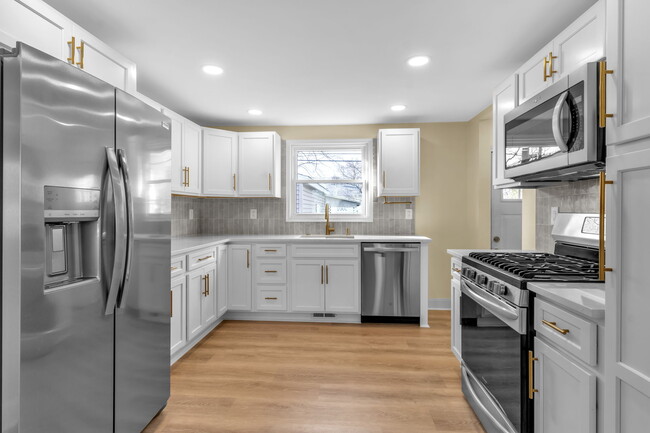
[460,279,531,433]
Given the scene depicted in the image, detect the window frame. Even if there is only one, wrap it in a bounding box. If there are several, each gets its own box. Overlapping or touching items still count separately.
[285,139,374,222]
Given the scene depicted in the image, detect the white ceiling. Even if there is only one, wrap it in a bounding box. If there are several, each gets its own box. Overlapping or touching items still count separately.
[44,0,597,126]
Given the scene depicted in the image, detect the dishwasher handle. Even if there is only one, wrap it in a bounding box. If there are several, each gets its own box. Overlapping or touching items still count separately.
[363,247,419,253]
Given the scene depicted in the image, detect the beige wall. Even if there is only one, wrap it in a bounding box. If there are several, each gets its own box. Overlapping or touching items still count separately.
[522,189,537,250]
[219,115,492,301]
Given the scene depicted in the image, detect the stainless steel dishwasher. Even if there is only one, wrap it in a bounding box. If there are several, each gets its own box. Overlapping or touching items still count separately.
[361,243,420,323]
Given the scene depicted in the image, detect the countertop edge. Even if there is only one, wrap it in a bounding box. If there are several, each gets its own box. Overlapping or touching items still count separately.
[528,283,605,320]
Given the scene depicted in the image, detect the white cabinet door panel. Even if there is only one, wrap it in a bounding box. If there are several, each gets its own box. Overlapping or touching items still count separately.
[183,122,202,194]
[170,277,186,354]
[451,278,461,361]
[227,245,252,311]
[290,260,324,312]
[534,338,596,433]
[0,0,73,61]
[186,270,204,340]
[605,0,650,146]
[165,111,185,193]
[217,245,228,318]
[201,265,217,326]
[202,128,237,196]
[517,42,553,105]
[324,260,359,313]
[377,129,420,196]
[238,132,279,197]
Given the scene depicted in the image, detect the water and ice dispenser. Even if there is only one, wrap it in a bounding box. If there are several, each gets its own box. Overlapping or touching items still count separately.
[43,186,101,290]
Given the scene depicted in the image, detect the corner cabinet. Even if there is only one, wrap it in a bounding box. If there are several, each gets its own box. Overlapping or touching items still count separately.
[0,0,137,92]
[227,245,252,311]
[202,128,238,197]
[165,109,201,195]
[237,132,281,197]
[377,128,420,197]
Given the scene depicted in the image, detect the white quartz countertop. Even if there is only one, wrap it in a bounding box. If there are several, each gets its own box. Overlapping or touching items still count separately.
[528,282,605,320]
[173,234,431,255]
[446,249,532,258]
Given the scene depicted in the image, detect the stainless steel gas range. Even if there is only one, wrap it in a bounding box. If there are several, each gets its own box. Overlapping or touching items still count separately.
[459,213,602,433]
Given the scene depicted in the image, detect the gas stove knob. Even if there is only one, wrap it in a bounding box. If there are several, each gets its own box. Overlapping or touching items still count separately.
[476,275,488,285]
[487,281,496,292]
[495,284,508,296]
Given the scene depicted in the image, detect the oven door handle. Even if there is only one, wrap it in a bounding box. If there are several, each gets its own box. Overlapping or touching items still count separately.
[461,280,519,321]
[552,91,570,152]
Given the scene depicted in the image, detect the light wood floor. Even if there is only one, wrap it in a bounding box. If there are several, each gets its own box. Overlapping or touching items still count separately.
[144,311,485,433]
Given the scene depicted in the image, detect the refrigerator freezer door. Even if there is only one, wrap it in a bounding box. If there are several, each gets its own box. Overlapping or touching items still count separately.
[114,89,171,433]
[2,43,115,433]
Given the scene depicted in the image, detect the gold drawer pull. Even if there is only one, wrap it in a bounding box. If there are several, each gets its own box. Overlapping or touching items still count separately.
[452,267,461,273]
[528,351,538,399]
[264,270,278,273]
[264,297,278,300]
[197,255,212,262]
[542,320,570,335]
[264,249,278,252]
[170,266,178,271]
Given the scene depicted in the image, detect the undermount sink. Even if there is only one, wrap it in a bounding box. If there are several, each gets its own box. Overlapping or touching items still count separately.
[299,234,355,239]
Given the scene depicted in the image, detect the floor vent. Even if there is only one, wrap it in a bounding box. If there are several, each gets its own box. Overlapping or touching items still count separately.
[312,313,324,317]
[324,313,336,318]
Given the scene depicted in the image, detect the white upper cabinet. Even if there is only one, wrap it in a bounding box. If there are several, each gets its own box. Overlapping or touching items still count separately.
[516,1,605,105]
[492,75,518,188]
[71,24,137,93]
[516,42,554,105]
[0,0,136,92]
[165,109,201,195]
[377,128,420,197]
[202,128,238,197]
[604,0,650,146]
[0,0,72,59]
[237,132,281,197]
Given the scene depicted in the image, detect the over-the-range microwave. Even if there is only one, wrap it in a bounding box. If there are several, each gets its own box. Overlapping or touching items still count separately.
[503,61,605,182]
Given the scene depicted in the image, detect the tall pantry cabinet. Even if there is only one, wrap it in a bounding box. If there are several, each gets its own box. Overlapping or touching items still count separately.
[603,0,650,432]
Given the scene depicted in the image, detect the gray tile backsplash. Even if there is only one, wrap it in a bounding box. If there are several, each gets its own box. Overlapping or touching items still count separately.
[171,139,415,237]
[535,179,599,252]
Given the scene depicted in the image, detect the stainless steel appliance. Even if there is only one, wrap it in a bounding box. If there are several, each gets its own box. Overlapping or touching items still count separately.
[361,243,420,323]
[503,62,605,182]
[1,43,171,433]
[460,213,601,433]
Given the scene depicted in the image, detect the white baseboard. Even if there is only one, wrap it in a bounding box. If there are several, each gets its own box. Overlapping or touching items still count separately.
[428,298,451,310]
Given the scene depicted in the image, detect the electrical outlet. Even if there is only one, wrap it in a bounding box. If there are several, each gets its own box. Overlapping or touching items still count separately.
[405,209,413,220]
[250,209,257,219]
[189,209,194,220]
[551,207,559,225]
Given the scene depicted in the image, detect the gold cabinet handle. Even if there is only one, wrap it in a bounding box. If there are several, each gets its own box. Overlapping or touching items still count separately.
[268,173,272,191]
[182,167,188,187]
[264,297,278,300]
[233,174,237,191]
[321,265,324,284]
[76,40,85,69]
[326,265,329,285]
[67,36,76,64]
[206,274,210,296]
[598,172,614,279]
[543,55,550,82]
[264,249,277,252]
[452,267,461,273]
[264,270,278,273]
[528,351,538,399]
[201,275,207,297]
[542,320,570,335]
[186,167,190,187]
[197,255,212,262]
[170,266,178,271]
[246,249,250,268]
[599,61,614,128]
[543,52,557,82]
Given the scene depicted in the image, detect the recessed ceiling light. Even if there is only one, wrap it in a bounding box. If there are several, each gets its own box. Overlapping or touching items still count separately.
[407,56,430,67]
[391,105,406,112]
[202,65,224,75]
[248,109,263,116]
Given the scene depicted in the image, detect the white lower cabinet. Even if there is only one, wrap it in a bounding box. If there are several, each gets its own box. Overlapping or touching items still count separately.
[255,286,287,311]
[227,245,252,311]
[533,337,597,433]
[324,260,359,313]
[170,276,186,355]
[290,260,325,312]
[187,264,216,341]
[450,278,461,361]
[216,245,228,318]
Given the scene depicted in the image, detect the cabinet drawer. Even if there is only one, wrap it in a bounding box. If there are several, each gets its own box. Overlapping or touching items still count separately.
[534,298,597,366]
[255,244,287,257]
[187,247,217,271]
[255,259,287,284]
[290,243,359,258]
[255,286,287,311]
[450,257,462,279]
[171,255,186,277]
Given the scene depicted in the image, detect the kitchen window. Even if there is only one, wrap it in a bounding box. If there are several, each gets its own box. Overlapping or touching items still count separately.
[286,139,373,222]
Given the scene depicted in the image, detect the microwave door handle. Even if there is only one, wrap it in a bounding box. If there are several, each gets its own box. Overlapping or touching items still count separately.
[552,91,570,152]
[104,147,128,315]
[116,149,134,309]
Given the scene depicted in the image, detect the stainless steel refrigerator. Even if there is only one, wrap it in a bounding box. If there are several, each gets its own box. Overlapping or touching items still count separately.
[1,43,171,433]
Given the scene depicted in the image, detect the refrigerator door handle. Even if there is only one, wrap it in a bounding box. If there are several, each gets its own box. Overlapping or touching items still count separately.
[117,148,134,309]
[105,147,128,315]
